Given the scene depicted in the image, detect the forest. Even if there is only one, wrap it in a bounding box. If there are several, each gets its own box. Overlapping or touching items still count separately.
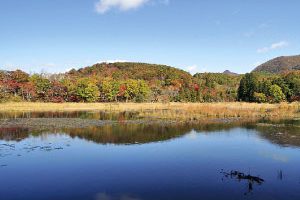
[0,62,299,103]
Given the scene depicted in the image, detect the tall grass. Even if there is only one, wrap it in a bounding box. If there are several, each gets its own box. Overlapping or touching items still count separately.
[0,102,299,120]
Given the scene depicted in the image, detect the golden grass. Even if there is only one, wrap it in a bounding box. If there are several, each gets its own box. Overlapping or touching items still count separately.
[0,102,299,120]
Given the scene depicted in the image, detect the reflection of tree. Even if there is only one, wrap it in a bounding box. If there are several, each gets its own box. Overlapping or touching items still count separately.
[254,124,300,147]
[66,123,191,145]
[0,120,248,144]
[192,121,255,133]
[0,119,299,147]
[221,170,264,196]
[0,127,29,141]
[0,111,139,121]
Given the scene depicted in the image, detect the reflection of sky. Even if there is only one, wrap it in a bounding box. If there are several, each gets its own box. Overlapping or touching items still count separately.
[259,151,289,163]
[1,128,300,200]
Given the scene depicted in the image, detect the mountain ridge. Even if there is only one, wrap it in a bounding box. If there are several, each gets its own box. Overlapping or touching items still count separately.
[253,55,300,73]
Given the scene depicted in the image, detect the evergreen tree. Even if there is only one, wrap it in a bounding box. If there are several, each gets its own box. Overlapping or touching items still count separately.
[238,73,259,102]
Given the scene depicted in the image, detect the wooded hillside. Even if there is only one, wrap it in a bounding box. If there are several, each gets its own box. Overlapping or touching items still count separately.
[1,62,299,103]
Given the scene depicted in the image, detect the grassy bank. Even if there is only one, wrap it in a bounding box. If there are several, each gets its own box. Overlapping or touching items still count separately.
[0,102,299,120]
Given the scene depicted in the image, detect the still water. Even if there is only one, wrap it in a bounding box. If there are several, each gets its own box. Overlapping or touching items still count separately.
[0,115,300,200]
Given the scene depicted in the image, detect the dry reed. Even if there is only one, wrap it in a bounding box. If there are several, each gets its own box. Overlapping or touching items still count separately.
[0,102,299,120]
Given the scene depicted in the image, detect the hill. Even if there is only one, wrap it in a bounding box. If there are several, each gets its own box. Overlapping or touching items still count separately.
[67,62,243,102]
[68,62,192,80]
[65,62,195,102]
[253,55,300,73]
[223,70,239,76]
[67,62,193,85]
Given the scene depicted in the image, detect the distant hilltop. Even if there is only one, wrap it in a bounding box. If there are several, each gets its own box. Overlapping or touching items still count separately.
[253,55,300,74]
[223,70,239,76]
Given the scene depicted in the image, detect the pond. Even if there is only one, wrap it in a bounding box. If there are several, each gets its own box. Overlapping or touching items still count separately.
[0,113,300,200]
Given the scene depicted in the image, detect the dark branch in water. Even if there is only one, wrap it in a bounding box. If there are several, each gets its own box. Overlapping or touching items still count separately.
[221,170,265,195]
[221,170,265,184]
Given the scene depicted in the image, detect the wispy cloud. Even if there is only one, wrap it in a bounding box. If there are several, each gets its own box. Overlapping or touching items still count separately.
[95,0,169,14]
[257,41,289,53]
[95,0,148,14]
[185,64,207,75]
[2,62,15,70]
[186,65,198,74]
[97,59,129,63]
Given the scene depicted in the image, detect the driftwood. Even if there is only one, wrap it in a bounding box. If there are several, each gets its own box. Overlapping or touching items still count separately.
[221,170,265,195]
[221,170,264,184]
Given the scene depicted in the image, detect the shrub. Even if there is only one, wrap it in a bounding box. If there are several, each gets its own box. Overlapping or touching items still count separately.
[268,84,286,103]
[253,92,267,103]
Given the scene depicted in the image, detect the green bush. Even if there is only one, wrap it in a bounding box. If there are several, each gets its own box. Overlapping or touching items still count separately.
[268,84,286,103]
[253,92,267,103]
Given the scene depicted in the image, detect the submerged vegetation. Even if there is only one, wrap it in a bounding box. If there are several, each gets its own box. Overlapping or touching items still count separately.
[1,62,299,104]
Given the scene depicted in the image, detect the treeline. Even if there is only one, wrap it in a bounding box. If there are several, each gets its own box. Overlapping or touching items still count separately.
[238,72,300,103]
[0,62,299,103]
[0,70,150,103]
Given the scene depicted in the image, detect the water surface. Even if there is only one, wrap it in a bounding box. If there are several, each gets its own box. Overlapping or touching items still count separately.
[0,115,300,200]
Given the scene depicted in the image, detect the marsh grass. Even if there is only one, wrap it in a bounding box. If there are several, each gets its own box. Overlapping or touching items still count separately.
[0,102,299,120]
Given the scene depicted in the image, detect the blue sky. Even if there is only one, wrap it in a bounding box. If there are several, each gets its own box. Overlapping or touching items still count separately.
[1,0,300,74]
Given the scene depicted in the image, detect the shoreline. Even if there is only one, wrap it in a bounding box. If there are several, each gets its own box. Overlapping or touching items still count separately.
[0,117,247,130]
[0,102,299,131]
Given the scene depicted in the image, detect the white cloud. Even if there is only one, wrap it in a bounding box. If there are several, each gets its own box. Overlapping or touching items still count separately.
[95,0,169,14]
[257,41,289,53]
[97,59,129,64]
[186,65,198,74]
[185,65,207,75]
[270,41,288,49]
[95,0,149,14]
[2,62,15,71]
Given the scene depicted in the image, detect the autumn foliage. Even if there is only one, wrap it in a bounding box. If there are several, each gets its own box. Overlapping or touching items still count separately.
[0,62,299,103]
